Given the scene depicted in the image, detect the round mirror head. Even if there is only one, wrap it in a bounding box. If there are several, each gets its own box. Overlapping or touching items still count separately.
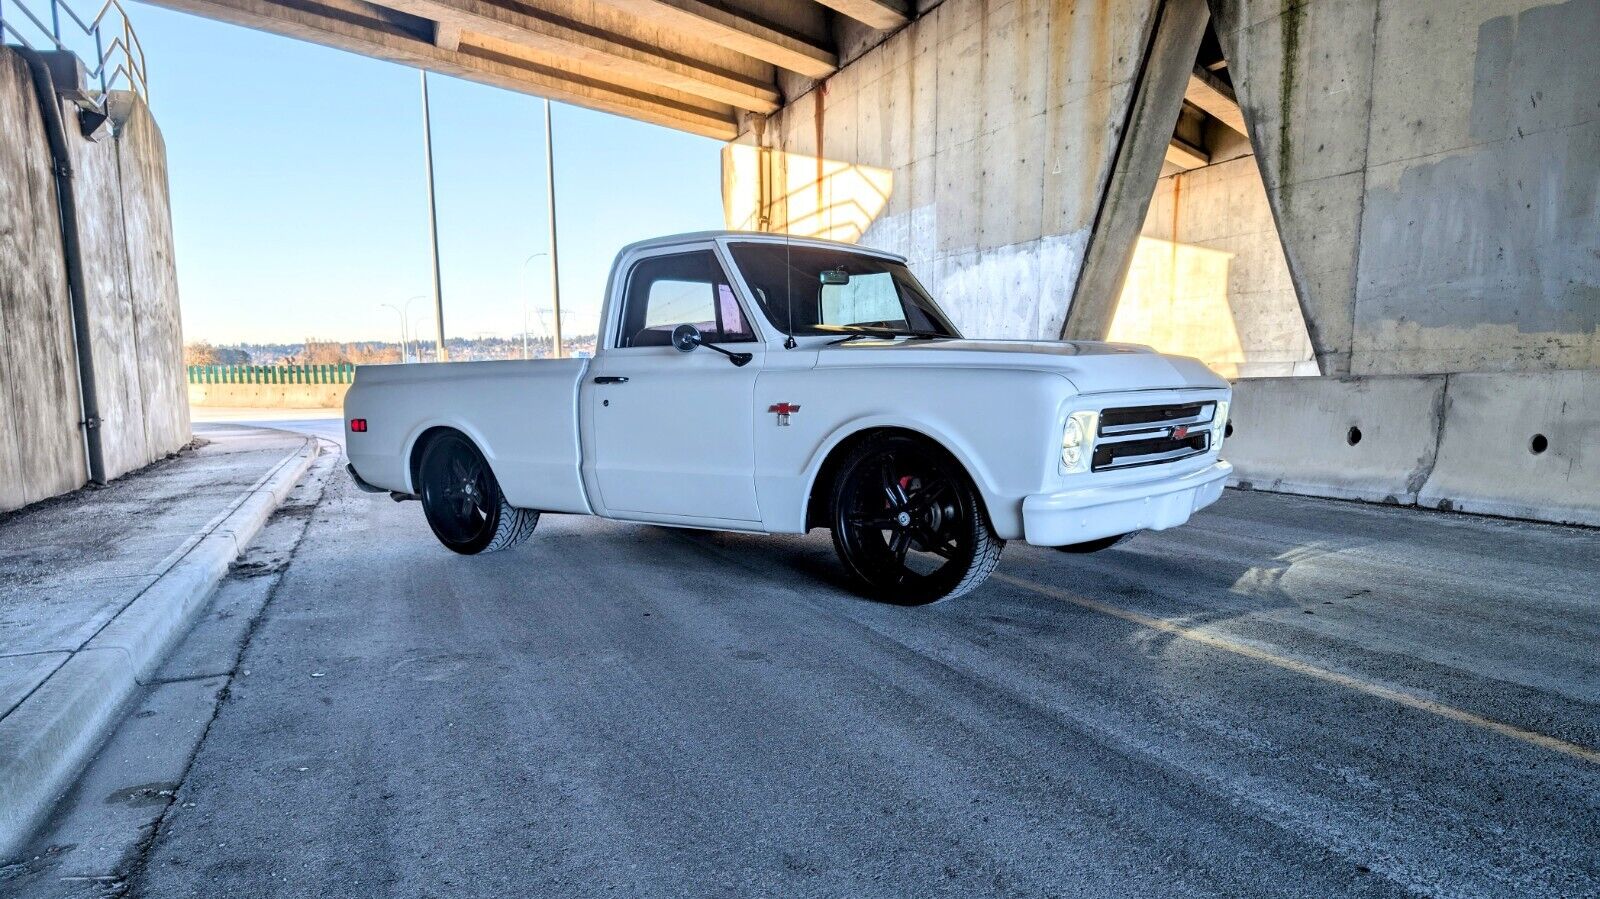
[671,323,701,353]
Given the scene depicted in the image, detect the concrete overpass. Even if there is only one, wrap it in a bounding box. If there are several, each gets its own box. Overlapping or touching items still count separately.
[2,0,1597,522]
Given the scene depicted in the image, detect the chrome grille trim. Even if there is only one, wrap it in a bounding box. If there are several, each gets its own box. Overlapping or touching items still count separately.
[1092,401,1216,472]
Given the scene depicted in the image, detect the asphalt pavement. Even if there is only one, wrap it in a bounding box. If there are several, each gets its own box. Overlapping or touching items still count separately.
[8,414,1598,897]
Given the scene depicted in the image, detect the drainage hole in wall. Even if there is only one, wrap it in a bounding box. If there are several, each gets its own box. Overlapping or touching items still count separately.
[1346,426,1362,446]
[1530,434,1548,455]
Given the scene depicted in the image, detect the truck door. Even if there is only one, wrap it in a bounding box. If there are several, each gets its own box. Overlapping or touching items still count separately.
[585,246,764,522]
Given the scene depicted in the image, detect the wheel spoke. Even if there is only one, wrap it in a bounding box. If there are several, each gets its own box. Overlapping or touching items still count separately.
[914,479,952,509]
[889,529,912,565]
[883,454,908,505]
[846,512,898,528]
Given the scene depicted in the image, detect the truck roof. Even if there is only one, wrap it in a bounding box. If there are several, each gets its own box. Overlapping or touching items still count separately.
[616,230,908,262]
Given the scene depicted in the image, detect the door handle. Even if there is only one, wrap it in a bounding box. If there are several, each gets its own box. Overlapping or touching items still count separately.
[593,376,629,384]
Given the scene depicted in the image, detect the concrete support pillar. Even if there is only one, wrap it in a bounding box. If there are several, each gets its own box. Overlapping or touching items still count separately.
[1206,0,1379,376]
[1061,0,1211,342]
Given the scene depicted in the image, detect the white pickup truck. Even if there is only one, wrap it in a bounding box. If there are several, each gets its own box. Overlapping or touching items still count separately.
[345,232,1232,604]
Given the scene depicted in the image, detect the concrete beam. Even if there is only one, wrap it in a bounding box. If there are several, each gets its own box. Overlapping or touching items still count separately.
[1185,67,1244,134]
[141,0,740,139]
[385,0,781,112]
[433,20,461,49]
[1164,135,1209,170]
[597,0,838,78]
[810,0,907,31]
[1064,0,1211,341]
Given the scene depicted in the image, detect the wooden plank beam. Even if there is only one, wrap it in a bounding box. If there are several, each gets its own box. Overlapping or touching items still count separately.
[810,0,907,31]
[385,0,780,112]
[1186,68,1246,135]
[598,0,837,78]
[141,0,740,139]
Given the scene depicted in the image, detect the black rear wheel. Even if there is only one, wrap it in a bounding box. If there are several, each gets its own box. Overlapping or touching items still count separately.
[418,432,538,554]
[830,433,1003,605]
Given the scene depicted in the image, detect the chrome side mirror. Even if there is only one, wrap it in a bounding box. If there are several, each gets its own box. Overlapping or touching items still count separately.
[670,323,752,367]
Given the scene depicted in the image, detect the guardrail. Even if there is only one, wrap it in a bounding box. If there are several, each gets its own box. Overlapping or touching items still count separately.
[187,364,358,385]
[0,0,148,98]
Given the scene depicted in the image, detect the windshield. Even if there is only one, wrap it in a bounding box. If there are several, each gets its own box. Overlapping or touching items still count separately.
[727,242,960,339]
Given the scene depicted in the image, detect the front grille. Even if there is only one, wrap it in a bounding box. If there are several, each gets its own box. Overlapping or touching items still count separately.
[1093,402,1215,471]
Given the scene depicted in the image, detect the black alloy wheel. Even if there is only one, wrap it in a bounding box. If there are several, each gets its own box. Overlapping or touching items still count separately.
[418,432,538,554]
[830,433,1004,605]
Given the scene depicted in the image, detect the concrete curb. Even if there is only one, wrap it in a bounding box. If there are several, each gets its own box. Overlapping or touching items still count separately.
[0,435,322,860]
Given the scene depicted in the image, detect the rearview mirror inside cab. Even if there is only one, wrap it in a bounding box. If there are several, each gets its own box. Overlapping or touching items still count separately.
[820,269,850,286]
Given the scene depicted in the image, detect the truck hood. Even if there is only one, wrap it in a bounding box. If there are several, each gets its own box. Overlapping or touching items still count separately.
[814,338,1228,394]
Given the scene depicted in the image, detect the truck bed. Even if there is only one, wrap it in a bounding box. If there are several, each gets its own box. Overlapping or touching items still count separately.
[344,358,591,514]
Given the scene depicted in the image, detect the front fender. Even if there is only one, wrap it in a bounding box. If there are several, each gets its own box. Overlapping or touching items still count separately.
[796,414,1019,539]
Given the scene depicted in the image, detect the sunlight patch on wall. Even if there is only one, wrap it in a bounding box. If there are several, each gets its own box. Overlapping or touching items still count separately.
[1109,236,1248,378]
[722,143,893,244]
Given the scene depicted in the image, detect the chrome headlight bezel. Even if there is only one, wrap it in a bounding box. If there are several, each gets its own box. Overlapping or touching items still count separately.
[1060,410,1099,474]
[1210,399,1230,452]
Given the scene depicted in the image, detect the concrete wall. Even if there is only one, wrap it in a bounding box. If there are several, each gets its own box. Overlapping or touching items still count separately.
[0,52,86,510]
[1226,371,1600,527]
[1213,0,1600,375]
[729,0,1597,379]
[1108,156,1317,378]
[724,0,1168,339]
[0,47,189,513]
[188,383,349,409]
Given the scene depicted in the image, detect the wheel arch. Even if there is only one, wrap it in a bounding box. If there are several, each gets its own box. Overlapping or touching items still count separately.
[802,423,996,532]
[407,423,495,494]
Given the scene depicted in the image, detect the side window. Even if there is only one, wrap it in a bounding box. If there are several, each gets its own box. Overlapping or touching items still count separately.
[617,251,755,348]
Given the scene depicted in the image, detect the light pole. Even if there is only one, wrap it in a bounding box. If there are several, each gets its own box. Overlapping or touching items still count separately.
[543,99,564,359]
[379,304,409,362]
[420,71,447,362]
[520,251,548,359]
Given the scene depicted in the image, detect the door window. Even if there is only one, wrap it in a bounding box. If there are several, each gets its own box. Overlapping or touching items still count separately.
[618,251,755,348]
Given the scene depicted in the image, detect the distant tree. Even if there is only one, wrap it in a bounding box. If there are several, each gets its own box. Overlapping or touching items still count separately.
[347,343,401,364]
[298,339,349,365]
[184,342,251,365]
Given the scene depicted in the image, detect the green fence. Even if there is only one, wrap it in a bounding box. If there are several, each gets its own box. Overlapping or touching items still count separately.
[187,364,357,385]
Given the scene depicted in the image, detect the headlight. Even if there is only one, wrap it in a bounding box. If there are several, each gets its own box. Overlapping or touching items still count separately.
[1211,399,1230,451]
[1061,410,1098,474]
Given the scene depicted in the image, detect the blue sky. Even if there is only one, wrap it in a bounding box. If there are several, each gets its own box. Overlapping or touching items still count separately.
[131,3,727,344]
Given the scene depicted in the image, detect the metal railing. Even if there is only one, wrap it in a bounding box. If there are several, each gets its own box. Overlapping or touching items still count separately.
[188,364,360,386]
[0,0,147,98]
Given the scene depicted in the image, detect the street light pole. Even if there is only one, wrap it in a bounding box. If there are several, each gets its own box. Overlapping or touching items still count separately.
[543,99,564,359]
[420,71,447,362]
[521,251,548,360]
[380,304,409,363]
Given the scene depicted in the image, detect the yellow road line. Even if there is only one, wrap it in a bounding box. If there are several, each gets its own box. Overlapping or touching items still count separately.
[993,573,1600,766]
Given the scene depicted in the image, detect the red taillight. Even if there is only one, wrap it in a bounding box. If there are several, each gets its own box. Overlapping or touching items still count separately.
[349,418,367,433]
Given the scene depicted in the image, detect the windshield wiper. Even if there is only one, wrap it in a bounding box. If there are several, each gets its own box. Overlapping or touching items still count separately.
[827,328,945,344]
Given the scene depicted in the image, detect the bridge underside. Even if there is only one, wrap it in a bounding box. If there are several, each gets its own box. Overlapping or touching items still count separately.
[137,0,917,139]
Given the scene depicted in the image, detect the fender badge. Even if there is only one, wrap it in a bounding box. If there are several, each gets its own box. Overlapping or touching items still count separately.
[768,402,801,426]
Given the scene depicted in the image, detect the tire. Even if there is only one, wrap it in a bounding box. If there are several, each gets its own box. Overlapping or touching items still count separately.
[829,432,1004,605]
[1056,532,1138,554]
[417,432,539,555]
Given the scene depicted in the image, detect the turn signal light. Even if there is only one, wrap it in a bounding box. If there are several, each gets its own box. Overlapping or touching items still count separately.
[349,419,367,433]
